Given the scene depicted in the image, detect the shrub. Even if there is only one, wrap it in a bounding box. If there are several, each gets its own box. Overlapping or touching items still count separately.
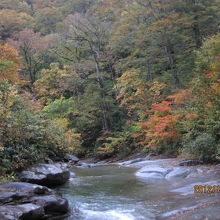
[0,80,80,174]
[182,133,217,162]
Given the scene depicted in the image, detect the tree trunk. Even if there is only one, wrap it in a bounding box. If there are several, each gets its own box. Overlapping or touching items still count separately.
[147,60,153,81]
[165,42,179,85]
[94,57,110,131]
[192,17,202,48]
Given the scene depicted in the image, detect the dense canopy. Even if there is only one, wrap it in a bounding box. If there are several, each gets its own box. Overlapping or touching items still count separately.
[0,0,220,176]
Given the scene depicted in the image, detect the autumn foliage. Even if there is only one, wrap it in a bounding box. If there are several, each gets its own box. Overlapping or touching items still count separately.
[0,0,220,177]
[0,44,20,83]
[139,99,181,148]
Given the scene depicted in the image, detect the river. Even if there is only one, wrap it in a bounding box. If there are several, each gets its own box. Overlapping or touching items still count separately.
[57,159,220,220]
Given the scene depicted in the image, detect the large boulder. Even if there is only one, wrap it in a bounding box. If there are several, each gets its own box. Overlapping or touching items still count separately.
[19,164,70,187]
[0,182,69,220]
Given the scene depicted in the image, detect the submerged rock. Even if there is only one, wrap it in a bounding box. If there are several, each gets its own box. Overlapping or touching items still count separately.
[0,182,69,220]
[19,164,70,187]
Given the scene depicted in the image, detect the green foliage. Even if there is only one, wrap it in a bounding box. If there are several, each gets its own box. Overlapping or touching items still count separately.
[95,131,137,159]
[1,0,220,168]
[0,172,17,184]
[182,133,217,162]
[43,97,75,119]
[195,32,220,73]
[180,33,220,162]
[0,60,13,71]
[61,0,95,14]
[0,80,78,174]
[34,7,63,34]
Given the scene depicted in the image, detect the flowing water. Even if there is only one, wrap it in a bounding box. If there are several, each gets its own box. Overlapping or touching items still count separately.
[57,162,220,220]
[58,164,174,220]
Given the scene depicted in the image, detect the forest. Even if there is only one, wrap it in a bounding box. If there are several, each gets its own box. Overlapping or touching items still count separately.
[0,0,220,179]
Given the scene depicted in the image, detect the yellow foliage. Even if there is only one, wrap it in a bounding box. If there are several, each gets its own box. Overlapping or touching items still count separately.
[0,44,21,83]
[51,118,69,129]
[64,130,82,152]
[211,83,220,95]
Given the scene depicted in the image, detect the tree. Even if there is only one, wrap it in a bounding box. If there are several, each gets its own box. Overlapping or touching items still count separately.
[0,10,32,40]
[0,0,31,13]
[137,89,192,152]
[116,69,166,118]
[61,0,96,15]
[0,80,79,172]
[139,100,180,148]
[110,0,220,86]
[0,44,20,83]
[34,7,63,34]
[34,63,82,101]
[8,29,50,84]
[177,33,220,162]
[61,13,112,130]
[178,0,220,48]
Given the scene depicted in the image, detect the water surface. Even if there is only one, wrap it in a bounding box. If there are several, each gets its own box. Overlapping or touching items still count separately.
[58,164,177,220]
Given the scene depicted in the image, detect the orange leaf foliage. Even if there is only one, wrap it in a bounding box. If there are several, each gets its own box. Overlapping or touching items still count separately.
[167,90,191,106]
[152,101,172,113]
[205,72,216,79]
[138,93,184,148]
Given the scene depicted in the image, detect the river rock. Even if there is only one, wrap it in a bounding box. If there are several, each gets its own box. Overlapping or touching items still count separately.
[0,182,51,194]
[64,154,79,164]
[70,172,76,178]
[179,159,203,166]
[135,165,173,179]
[165,167,192,180]
[157,198,220,220]
[0,204,44,220]
[119,158,146,166]
[19,164,70,187]
[0,182,69,220]
[76,162,96,168]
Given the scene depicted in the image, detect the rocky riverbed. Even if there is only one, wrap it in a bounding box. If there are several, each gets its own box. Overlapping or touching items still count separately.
[59,157,220,220]
[118,158,220,219]
[0,156,220,220]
